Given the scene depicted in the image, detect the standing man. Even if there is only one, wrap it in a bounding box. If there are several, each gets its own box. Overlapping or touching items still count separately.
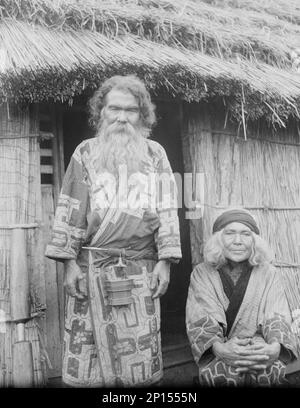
[46,75,182,387]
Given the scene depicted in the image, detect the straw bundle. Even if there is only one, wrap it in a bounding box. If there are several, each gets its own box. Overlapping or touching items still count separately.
[0,104,47,386]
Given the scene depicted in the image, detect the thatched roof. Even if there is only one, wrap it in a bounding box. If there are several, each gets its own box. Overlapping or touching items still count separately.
[0,0,300,125]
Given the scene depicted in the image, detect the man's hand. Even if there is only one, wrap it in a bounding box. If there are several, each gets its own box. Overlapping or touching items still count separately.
[64,259,86,299]
[150,260,171,299]
[212,337,270,372]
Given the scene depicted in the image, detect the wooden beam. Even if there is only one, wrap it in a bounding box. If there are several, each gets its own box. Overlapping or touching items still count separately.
[40,165,53,174]
[39,103,65,378]
[51,104,65,346]
[40,149,53,157]
[41,185,62,378]
[51,105,64,206]
[180,102,206,266]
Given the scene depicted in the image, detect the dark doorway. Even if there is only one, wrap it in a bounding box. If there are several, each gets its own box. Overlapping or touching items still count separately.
[62,98,192,348]
[152,100,192,347]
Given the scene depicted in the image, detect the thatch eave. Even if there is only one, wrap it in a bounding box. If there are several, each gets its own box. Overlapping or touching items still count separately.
[2,62,299,127]
[0,17,300,126]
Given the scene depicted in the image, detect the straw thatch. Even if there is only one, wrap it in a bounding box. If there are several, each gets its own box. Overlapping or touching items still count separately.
[0,0,300,125]
[1,0,299,65]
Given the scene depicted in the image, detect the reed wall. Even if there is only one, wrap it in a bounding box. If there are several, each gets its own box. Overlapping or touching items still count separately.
[0,103,47,386]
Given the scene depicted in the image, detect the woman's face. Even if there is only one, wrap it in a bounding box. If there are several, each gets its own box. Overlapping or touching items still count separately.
[221,222,254,263]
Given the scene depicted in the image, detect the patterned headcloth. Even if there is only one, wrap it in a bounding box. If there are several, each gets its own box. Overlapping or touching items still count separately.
[212,209,260,235]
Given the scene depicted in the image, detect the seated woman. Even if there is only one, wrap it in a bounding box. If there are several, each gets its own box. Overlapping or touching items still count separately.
[186,209,298,387]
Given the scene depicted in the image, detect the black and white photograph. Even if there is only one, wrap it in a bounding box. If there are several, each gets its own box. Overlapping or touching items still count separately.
[0,0,300,398]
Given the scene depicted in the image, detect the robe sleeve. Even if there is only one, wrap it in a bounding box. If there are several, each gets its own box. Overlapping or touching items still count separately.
[154,145,182,263]
[186,265,226,365]
[262,269,298,362]
[45,145,89,262]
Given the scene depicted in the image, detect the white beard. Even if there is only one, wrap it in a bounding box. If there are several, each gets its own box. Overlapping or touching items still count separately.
[94,119,151,175]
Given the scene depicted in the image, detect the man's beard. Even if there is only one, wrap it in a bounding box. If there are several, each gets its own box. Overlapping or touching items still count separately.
[94,119,151,175]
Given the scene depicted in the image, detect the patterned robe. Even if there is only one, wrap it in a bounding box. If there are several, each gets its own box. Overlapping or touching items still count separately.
[186,262,298,387]
[45,137,182,387]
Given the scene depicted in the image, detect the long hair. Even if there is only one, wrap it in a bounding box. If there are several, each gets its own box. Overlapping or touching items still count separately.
[88,75,156,131]
[203,229,274,268]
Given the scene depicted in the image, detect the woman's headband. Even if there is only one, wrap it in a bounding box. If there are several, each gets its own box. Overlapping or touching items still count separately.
[212,209,260,235]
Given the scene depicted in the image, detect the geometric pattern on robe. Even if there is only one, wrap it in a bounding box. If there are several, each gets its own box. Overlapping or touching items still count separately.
[62,258,162,387]
[45,137,182,386]
[186,262,299,387]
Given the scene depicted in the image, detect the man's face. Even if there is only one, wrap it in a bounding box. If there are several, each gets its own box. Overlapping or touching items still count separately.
[95,88,148,174]
[102,89,141,128]
[221,222,254,263]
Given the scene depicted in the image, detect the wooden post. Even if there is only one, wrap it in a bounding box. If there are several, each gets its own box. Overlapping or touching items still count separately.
[180,103,209,266]
[40,103,65,378]
[53,104,65,353]
[52,104,65,205]
[10,228,34,387]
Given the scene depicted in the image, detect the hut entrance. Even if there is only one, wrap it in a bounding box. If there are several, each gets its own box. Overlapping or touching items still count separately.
[61,99,192,352]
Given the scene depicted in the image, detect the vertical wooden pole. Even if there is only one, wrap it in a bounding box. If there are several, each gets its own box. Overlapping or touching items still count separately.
[180,103,209,267]
[41,103,65,378]
[53,105,65,348]
[11,228,34,388]
[52,105,65,206]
